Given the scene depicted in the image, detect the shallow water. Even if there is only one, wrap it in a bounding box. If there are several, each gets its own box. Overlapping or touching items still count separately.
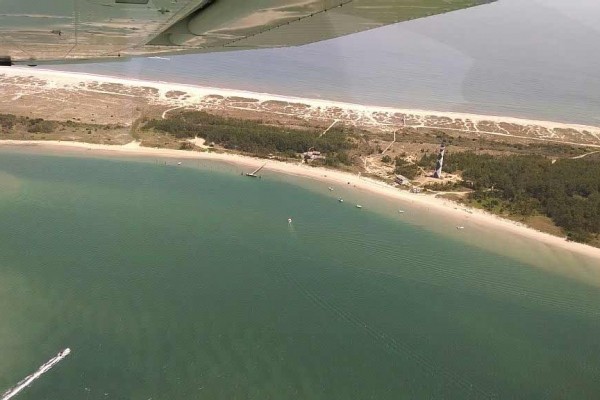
[1,150,600,399]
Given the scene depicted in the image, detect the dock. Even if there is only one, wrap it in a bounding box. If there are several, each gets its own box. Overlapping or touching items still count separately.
[246,162,266,178]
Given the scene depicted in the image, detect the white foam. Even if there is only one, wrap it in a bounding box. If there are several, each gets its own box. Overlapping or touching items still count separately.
[1,348,71,400]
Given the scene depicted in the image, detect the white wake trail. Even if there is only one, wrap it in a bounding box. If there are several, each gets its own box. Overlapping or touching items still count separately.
[1,348,71,400]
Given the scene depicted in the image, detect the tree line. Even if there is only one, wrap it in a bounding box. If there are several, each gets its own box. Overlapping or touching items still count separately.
[420,151,600,242]
[144,111,357,165]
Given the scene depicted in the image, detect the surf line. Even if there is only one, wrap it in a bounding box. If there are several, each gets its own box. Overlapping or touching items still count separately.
[1,348,71,400]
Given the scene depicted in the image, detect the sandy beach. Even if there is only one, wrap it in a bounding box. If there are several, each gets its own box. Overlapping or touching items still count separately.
[2,67,600,146]
[2,139,600,263]
[1,67,599,267]
[8,67,598,130]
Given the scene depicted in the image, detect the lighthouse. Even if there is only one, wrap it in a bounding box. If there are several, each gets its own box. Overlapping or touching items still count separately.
[433,144,445,179]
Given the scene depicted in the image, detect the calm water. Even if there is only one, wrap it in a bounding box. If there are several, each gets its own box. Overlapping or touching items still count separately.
[51,0,600,126]
[1,150,600,399]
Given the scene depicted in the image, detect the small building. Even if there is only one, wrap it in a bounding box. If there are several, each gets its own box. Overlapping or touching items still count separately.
[302,150,325,162]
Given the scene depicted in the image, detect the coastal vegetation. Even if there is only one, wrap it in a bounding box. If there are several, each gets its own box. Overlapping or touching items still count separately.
[0,113,17,130]
[1,114,88,133]
[143,111,360,166]
[2,108,599,246]
[0,113,135,144]
[142,112,600,244]
[419,151,600,243]
[394,156,420,179]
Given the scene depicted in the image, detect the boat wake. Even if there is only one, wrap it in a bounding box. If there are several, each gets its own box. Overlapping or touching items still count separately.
[1,348,71,400]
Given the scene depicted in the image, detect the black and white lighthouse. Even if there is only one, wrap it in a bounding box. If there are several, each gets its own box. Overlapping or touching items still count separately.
[433,144,445,179]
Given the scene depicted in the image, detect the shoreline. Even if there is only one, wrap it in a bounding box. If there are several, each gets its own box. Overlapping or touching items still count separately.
[2,139,600,262]
[4,67,600,135]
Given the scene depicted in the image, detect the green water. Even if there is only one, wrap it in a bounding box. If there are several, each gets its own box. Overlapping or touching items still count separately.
[1,150,600,399]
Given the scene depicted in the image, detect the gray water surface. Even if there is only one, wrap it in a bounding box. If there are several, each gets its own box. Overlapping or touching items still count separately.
[52,0,600,126]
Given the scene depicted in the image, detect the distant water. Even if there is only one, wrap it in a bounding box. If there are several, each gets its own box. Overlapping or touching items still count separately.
[50,0,600,126]
[2,149,600,399]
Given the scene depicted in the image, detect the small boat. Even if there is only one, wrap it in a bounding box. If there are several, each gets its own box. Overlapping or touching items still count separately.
[288,218,292,224]
[456,226,465,230]
[356,204,362,209]
[398,210,405,214]
[177,162,182,165]
[338,198,344,203]
[328,187,334,191]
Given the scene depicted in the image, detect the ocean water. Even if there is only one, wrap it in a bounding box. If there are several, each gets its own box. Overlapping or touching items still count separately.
[50,0,600,126]
[1,149,600,399]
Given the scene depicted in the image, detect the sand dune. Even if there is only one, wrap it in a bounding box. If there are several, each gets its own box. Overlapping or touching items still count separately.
[1,68,599,146]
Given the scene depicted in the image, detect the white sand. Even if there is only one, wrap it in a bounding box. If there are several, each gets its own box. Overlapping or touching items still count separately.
[2,139,600,262]
[3,67,600,135]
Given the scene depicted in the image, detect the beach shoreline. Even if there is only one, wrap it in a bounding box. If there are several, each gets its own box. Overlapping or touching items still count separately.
[2,139,600,262]
[25,67,599,131]
[2,67,600,145]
